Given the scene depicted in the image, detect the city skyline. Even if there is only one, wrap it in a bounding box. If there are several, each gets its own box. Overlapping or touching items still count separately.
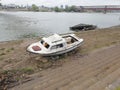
[1,0,120,6]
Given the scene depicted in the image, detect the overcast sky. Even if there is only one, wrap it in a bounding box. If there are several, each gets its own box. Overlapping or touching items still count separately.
[1,0,120,6]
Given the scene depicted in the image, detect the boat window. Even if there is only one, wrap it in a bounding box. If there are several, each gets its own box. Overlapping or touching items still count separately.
[44,42,50,49]
[57,43,63,48]
[41,40,44,44]
[51,43,63,50]
[51,46,56,50]
[40,40,50,49]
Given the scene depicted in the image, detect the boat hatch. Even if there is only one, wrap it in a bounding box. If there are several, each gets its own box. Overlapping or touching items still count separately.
[63,36,78,44]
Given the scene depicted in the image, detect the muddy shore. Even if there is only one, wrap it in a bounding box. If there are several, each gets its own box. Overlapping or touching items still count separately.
[0,25,120,89]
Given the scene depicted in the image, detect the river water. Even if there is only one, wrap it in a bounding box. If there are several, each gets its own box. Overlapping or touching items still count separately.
[0,11,120,42]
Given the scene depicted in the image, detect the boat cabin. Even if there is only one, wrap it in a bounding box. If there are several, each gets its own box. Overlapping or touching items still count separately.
[40,34,78,51]
[40,34,66,51]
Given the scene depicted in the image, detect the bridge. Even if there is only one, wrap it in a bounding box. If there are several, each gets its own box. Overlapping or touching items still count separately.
[80,5,120,12]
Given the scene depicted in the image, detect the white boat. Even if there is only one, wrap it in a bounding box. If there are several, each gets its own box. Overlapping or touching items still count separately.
[27,34,84,56]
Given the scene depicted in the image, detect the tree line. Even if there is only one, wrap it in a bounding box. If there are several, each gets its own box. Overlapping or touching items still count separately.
[30,4,79,12]
[0,3,80,12]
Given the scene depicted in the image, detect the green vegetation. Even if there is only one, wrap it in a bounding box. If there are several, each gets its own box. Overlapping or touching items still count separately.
[0,48,6,56]
[54,6,62,12]
[75,27,120,54]
[21,67,34,75]
[116,87,120,90]
[0,57,4,61]
[0,52,6,56]
[30,5,70,12]
[0,3,79,12]
[0,48,5,51]
[2,67,34,75]
[64,5,77,12]
[31,4,39,11]
[0,47,14,55]
[6,47,14,52]
[53,5,79,12]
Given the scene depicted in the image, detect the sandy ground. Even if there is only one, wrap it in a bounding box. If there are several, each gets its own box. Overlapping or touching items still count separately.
[0,26,120,90]
[12,43,120,90]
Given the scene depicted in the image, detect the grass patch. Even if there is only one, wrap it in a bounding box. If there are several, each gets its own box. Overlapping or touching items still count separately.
[0,48,5,51]
[75,27,120,54]
[0,57,4,61]
[6,49,10,52]
[20,67,34,75]
[2,67,34,75]
[0,52,6,56]
[111,41,117,44]
[10,47,14,50]
[6,47,14,53]
[116,86,120,90]
[2,69,16,75]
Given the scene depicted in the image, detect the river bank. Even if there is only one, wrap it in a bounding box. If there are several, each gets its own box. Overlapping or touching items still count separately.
[0,25,120,89]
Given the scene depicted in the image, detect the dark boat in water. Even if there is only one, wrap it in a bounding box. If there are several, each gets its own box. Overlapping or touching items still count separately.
[70,24,97,31]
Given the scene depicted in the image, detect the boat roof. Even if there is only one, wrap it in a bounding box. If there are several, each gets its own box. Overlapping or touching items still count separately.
[42,34,65,45]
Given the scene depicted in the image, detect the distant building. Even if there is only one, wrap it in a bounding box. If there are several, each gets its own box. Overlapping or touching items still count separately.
[39,6,52,12]
[6,4,17,8]
[2,4,28,11]
[75,6,84,12]
[2,4,20,9]
[82,6,105,12]
[106,5,120,12]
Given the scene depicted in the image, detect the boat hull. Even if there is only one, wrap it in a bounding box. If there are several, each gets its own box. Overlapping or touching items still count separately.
[27,34,84,56]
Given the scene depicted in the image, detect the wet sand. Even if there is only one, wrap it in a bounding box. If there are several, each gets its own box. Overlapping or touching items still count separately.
[0,26,120,90]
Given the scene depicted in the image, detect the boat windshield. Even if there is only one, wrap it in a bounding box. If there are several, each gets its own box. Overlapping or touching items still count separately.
[40,40,50,49]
